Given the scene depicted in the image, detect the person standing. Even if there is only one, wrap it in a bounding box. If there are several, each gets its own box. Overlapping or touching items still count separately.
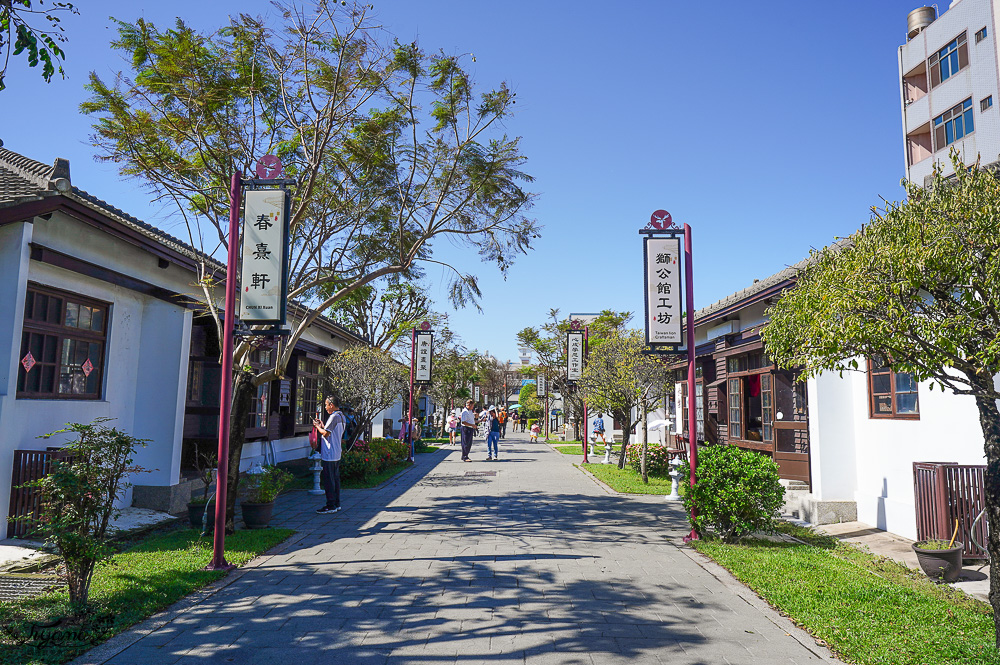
[486,409,501,461]
[498,408,507,439]
[511,411,519,432]
[313,396,345,514]
[447,413,458,445]
[460,399,477,462]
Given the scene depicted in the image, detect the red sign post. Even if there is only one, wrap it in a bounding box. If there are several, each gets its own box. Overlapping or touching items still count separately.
[640,212,698,541]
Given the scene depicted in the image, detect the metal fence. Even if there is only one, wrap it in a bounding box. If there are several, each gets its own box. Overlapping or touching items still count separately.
[913,461,988,560]
[6,449,70,539]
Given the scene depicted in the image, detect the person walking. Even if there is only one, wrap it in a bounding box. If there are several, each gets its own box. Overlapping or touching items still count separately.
[498,408,507,439]
[312,396,345,514]
[486,409,501,461]
[460,399,477,462]
[447,413,458,446]
[511,411,519,433]
[593,413,606,445]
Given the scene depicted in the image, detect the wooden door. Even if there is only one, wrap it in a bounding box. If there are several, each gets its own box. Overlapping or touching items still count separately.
[773,370,811,487]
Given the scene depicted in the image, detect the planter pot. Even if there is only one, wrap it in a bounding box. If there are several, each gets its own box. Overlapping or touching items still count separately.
[241,501,275,529]
[912,541,964,582]
[188,502,210,529]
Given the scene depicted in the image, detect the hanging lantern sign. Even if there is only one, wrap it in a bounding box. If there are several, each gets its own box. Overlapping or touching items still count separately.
[240,188,291,325]
[566,331,584,384]
[536,374,547,398]
[643,236,682,345]
[414,330,433,385]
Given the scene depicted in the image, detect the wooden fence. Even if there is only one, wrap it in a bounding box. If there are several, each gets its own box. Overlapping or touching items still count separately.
[6,449,70,539]
[913,461,988,560]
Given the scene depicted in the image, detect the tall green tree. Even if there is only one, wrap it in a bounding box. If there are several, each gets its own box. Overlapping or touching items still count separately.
[82,2,539,532]
[761,155,1000,646]
[580,328,672,472]
[0,0,76,91]
[424,329,478,434]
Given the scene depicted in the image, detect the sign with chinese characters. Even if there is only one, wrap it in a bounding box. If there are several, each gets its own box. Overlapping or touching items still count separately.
[644,236,682,345]
[240,189,290,324]
[474,386,480,402]
[536,374,546,398]
[566,331,584,383]
[414,331,433,385]
[278,380,291,408]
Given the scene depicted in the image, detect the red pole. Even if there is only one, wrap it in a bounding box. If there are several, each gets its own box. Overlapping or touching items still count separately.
[582,326,589,463]
[407,327,416,462]
[684,223,699,541]
[208,172,241,571]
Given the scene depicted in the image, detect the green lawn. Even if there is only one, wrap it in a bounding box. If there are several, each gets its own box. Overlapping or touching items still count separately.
[693,523,1000,665]
[553,444,586,455]
[576,462,676,495]
[0,527,292,665]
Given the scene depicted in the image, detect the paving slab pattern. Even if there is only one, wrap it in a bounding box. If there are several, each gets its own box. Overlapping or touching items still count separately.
[76,433,842,665]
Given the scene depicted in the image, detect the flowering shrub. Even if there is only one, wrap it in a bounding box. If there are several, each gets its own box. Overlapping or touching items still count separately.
[624,443,673,476]
[239,466,294,503]
[341,438,410,481]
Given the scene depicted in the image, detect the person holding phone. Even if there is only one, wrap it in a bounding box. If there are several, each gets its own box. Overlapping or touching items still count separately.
[312,396,344,514]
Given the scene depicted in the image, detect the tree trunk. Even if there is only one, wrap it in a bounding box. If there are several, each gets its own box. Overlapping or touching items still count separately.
[616,410,630,469]
[972,371,1000,648]
[225,369,256,534]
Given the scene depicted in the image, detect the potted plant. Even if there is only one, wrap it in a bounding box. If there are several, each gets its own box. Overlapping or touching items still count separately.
[187,452,216,530]
[239,465,294,529]
[912,520,964,582]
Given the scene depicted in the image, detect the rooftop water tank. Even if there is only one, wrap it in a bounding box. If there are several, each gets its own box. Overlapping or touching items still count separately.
[907,6,937,40]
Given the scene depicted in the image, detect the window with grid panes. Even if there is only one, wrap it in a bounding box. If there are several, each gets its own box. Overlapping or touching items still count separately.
[295,357,322,426]
[248,348,274,430]
[868,357,919,419]
[934,98,974,149]
[929,32,968,88]
[16,285,109,399]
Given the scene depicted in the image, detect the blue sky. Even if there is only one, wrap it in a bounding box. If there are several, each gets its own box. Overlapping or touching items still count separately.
[1,1,932,362]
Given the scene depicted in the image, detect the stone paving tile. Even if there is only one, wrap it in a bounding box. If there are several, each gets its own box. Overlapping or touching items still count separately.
[75,434,842,665]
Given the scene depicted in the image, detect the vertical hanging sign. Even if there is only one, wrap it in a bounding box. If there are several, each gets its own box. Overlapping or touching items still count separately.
[240,189,291,324]
[414,331,433,385]
[474,386,480,402]
[566,331,584,383]
[536,374,547,398]
[643,236,682,345]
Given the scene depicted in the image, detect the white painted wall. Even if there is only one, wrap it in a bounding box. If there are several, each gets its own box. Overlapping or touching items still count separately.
[899,0,1000,183]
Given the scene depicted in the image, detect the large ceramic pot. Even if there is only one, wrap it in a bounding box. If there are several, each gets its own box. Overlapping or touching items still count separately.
[912,541,964,582]
[241,501,275,529]
[188,502,208,529]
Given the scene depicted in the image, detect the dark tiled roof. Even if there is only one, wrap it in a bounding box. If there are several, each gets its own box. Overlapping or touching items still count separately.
[0,145,369,345]
[693,237,853,323]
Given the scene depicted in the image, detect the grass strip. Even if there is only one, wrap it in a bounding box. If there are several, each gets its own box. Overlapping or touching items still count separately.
[342,460,413,489]
[554,445,586,455]
[576,462,674,495]
[416,445,440,454]
[0,527,292,665]
[693,525,1000,665]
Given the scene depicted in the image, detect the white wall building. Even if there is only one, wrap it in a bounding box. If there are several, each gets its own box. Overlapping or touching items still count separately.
[900,0,1000,184]
[0,144,368,528]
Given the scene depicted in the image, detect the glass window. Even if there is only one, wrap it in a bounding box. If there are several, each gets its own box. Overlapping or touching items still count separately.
[982,96,993,112]
[929,32,968,88]
[16,285,109,400]
[295,358,323,426]
[933,98,975,150]
[976,27,988,43]
[868,357,920,419]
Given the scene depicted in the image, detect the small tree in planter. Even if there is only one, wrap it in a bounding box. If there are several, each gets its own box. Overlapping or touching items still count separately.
[22,418,148,613]
[239,466,294,529]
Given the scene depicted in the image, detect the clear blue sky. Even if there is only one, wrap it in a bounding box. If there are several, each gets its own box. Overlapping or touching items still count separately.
[1,1,930,362]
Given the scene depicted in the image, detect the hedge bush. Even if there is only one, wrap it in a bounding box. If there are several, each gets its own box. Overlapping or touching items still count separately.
[680,444,785,543]
[623,443,674,476]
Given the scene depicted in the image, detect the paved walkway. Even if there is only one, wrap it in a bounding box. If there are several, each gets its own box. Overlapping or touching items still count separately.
[77,432,842,665]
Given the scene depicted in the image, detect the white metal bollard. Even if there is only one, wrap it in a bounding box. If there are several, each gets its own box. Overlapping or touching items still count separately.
[602,441,613,464]
[665,454,682,502]
[309,451,325,495]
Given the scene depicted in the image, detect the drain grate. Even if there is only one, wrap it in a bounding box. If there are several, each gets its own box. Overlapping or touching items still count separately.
[464,471,497,477]
[0,574,64,602]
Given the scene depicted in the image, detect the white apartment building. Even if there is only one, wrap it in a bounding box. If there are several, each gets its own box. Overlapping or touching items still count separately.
[899,1,1000,184]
